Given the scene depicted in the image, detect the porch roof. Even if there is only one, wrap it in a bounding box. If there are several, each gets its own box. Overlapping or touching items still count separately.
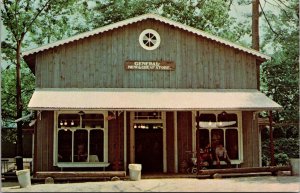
[28,88,282,111]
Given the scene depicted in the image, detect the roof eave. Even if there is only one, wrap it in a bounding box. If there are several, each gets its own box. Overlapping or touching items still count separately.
[22,13,271,61]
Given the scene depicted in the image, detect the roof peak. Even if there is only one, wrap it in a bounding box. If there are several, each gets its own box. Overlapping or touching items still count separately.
[22,13,270,60]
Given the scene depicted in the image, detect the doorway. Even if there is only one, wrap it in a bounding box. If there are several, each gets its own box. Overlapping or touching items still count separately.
[134,123,163,173]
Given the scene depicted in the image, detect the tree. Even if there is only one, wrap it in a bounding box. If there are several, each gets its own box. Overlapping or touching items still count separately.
[1,0,76,161]
[252,0,259,50]
[260,0,299,131]
[83,0,251,44]
[259,0,299,164]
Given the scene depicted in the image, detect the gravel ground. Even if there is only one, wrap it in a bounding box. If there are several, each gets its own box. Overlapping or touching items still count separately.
[2,176,300,192]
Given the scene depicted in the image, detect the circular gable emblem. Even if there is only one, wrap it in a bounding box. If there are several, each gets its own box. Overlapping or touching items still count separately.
[139,29,161,50]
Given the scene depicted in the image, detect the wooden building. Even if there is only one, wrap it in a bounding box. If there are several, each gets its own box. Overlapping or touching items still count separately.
[23,14,281,175]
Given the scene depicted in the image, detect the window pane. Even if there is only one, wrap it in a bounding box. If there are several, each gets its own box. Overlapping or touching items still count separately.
[58,130,72,162]
[82,114,104,128]
[134,112,161,119]
[58,114,80,128]
[198,129,209,149]
[217,112,238,127]
[211,129,224,149]
[199,114,216,128]
[74,130,88,162]
[226,129,239,159]
[89,130,104,162]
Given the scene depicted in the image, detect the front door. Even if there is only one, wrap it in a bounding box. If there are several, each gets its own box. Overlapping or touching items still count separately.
[134,123,163,173]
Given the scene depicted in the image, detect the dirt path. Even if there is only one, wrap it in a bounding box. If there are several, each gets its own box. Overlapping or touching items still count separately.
[2,176,300,192]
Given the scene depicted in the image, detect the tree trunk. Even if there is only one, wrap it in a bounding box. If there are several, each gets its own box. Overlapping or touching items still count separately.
[252,0,259,51]
[16,41,23,158]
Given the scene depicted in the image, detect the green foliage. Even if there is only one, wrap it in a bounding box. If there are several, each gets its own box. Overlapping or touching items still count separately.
[274,153,289,166]
[259,1,299,167]
[83,0,251,43]
[1,0,78,149]
[262,138,300,166]
[1,128,17,143]
[260,0,299,125]
[1,62,35,126]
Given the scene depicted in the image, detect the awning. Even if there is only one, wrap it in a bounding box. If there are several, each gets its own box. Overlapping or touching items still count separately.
[28,88,282,111]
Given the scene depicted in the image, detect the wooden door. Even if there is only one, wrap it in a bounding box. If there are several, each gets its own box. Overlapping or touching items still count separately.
[135,123,163,173]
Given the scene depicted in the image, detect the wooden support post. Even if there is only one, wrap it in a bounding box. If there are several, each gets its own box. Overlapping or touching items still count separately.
[196,111,199,152]
[113,111,121,171]
[269,111,275,166]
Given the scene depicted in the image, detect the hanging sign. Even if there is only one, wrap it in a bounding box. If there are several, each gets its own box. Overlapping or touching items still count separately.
[124,60,175,71]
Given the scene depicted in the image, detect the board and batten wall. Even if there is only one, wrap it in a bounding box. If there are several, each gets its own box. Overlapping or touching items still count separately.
[35,19,258,89]
[34,111,55,172]
[241,111,260,167]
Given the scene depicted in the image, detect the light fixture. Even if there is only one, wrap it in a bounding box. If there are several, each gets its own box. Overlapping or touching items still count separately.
[71,120,74,126]
[60,120,63,126]
[208,121,212,126]
[64,128,68,131]
[221,111,227,117]
[64,120,67,126]
[78,111,85,116]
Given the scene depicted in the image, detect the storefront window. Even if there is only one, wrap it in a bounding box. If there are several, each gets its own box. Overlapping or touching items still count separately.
[90,130,104,162]
[226,129,239,159]
[74,130,88,162]
[134,112,162,119]
[58,130,72,162]
[82,114,104,128]
[197,112,240,161]
[58,114,80,128]
[198,129,209,149]
[56,112,106,163]
[211,129,224,148]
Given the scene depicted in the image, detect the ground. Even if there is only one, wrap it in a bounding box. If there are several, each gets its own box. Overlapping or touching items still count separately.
[1,176,300,192]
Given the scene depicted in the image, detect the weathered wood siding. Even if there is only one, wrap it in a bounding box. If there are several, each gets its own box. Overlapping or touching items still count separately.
[241,111,260,167]
[35,19,258,89]
[34,111,55,172]
[177,111,193,169]
[126,112,131,173]
[108,112,124,171]
[166,112,175,173]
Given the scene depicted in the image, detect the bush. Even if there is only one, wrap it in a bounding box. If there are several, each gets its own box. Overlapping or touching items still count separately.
[262,138,299,166]
[274,153,289,166]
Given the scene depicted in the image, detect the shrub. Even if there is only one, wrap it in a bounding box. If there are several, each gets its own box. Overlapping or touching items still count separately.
[262,138,299,166]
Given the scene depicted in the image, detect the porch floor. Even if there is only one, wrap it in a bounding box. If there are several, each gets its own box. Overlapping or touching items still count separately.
[3,166,291,183]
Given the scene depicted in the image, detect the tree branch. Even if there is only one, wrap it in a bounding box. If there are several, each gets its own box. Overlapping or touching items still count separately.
[2,1,18,41]
[259,1,280,37]
[22,0,54,37]
[274,0,295,10]
[14,0,20,39]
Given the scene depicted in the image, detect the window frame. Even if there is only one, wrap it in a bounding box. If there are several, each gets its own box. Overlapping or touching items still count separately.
[195,111,243,164]
[139,29,161,50]
[53,111,108,167]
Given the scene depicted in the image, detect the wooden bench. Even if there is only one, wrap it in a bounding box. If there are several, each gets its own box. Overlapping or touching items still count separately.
[197,166,292,178]
[212,160,240,168]
[35,171,126,181]
[57,162,110,171]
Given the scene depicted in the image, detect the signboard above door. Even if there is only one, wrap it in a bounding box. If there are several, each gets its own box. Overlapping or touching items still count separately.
[124,60,175,71]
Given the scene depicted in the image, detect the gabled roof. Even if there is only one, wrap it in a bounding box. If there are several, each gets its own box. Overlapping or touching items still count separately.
[22,13,270,60]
